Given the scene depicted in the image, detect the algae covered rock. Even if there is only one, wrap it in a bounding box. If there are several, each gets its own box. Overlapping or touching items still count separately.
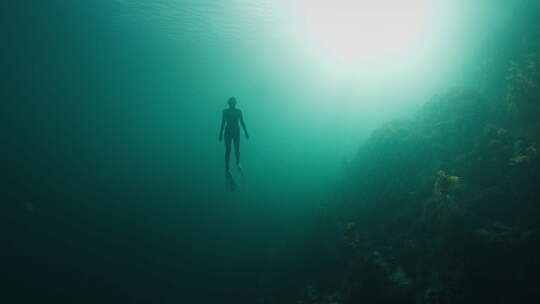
[510,140,537,165]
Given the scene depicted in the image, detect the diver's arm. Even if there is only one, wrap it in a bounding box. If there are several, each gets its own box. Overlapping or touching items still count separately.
[219,110,225,141]
[240,111,249,139]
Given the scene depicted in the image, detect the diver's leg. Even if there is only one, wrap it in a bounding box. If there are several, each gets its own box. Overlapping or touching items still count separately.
[225,134,232,171]
[233,134,240,167]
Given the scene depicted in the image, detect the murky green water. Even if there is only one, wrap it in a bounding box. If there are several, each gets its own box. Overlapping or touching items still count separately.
[3,1,539,303]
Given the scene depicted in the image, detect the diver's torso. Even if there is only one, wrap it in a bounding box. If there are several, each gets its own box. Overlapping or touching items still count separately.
[224,108,241,134]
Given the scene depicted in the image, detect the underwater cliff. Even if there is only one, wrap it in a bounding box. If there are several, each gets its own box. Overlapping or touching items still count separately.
[260,3,540,304]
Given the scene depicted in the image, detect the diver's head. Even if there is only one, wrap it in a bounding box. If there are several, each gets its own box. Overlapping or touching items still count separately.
[227,97,237,108]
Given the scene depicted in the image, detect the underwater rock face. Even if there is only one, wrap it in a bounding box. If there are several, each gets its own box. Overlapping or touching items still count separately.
[262,4,540,303]
[433,170,460,203]
[506,53,540,123]
[333,84,539,303]
[277,79,540,304]
[510,140,537,165]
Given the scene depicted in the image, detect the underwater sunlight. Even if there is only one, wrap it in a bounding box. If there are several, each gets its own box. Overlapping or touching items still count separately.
[4,0,540,303]
[292,0,435,64]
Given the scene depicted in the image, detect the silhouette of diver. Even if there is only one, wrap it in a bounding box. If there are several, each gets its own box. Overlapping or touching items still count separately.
[219,97,249,172]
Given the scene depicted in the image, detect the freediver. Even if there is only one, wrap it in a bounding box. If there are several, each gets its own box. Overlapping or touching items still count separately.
[219,97,249,172]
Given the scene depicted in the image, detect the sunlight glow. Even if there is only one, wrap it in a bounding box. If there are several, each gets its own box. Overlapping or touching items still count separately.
[293,0,435,63]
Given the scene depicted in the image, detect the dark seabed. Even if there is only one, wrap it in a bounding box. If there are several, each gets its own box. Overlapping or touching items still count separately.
[3,1,540,303]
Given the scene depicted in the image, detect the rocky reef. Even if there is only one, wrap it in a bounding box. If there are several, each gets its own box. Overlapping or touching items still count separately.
[263,85,539,303]
[260,4,540,302]
[334,85,539,303]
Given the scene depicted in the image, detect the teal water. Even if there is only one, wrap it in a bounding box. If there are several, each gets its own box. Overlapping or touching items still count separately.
[3,1,540,303]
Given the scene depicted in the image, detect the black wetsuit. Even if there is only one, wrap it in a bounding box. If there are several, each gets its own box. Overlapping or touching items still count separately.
[221,108,245,171]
